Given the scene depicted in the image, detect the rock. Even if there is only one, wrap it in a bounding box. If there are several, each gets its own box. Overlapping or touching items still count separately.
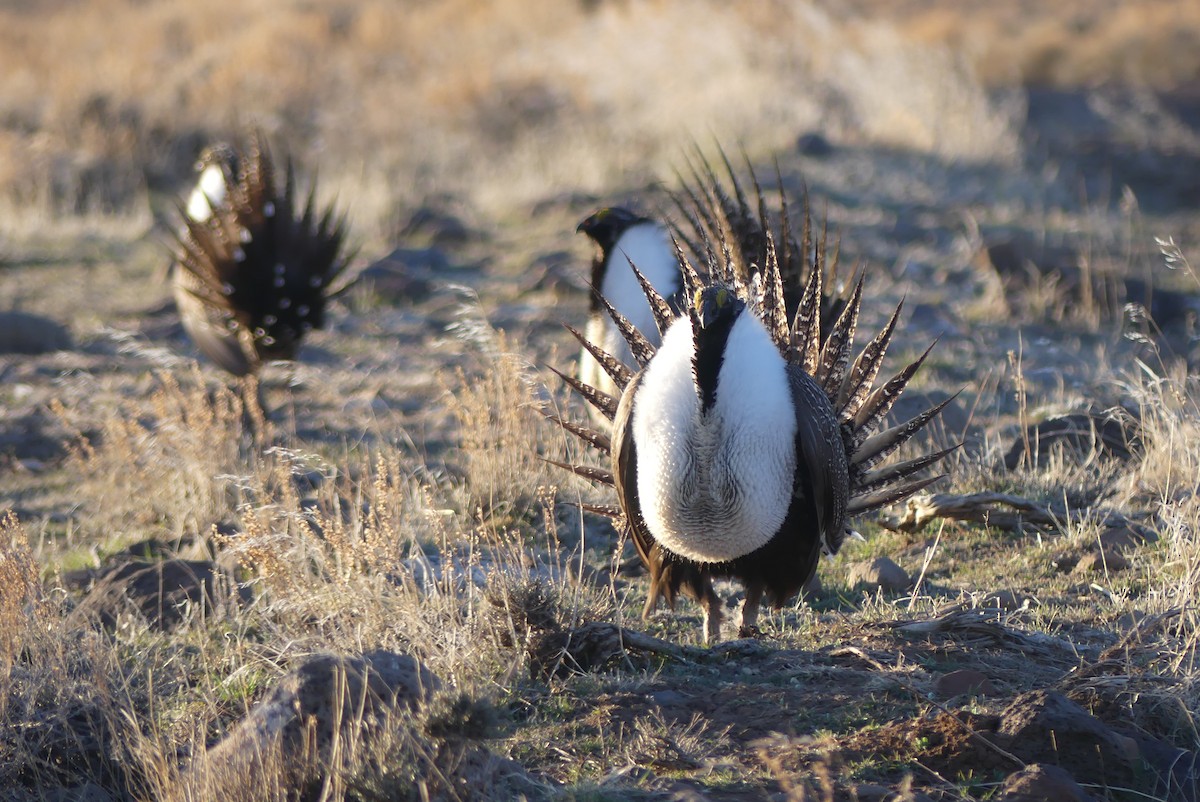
[996,763,1095,801]
[647,689,691,708]
[1072,548,1130,574]
[37,783,116,802]
[849,783,891,801]
[848,557,910,592]
[796,131,833,157]
[983,590,1035,611]
[1098,524,1158,552]
[935,669,996,699]
[980,237,1081,289]
[397,200,479,247]
[0,310,73,354]
[67,558,248,631]
[996,691,1140,786]
[357,247,449,302]
[180,651,441,801]
[1003,409,1142,470]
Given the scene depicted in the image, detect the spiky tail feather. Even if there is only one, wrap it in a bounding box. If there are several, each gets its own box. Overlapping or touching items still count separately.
[669,143,852,339]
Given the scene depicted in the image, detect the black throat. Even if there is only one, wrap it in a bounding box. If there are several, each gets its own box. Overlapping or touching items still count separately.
[692,313,737,414]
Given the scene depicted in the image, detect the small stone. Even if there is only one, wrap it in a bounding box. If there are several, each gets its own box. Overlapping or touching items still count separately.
[180,651,441,800]
[996,763,1095,802]
[997,690,1140,786]
[0,310,73,354]
[935,669,996,699]
[647,689,690,708]
[849,783,890,801]
[796,131,833,157]
[984,589,1033,611]
[848,557,910,592]
[1098,525,1157,552]
[1073,548,1130,574]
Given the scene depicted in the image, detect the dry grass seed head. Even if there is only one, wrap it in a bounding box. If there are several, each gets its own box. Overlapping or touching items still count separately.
[0,511,40,691]
[55,368,261,545]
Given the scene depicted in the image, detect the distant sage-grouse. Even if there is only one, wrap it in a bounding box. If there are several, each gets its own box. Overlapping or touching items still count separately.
[171,130,352,377]
[548,186,955,643]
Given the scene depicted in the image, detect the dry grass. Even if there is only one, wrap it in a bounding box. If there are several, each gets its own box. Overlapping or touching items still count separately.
[1,0,1199,798]
[52,367,263,550]
[854,0,1200,89]
[0,0,1029,238]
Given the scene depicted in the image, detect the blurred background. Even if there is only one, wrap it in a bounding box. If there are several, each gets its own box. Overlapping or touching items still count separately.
[1,0,1197,247]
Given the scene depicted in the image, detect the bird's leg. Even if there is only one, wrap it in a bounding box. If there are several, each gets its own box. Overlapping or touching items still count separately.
[700,584,723,644]
[738,581,765,639]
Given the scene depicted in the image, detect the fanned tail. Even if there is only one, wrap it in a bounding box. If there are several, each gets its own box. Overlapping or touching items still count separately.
[170,128,353,376]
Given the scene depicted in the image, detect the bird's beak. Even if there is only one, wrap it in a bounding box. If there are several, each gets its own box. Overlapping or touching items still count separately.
[576,209,606,235]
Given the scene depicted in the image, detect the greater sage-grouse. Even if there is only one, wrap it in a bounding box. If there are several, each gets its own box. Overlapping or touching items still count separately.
[576,150,849,399]
[171,130,352,377]
[548,198,954,643]
[577,207,681,400]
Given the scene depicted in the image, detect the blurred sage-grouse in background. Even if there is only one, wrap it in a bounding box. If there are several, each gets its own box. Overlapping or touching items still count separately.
[171,130,352,377]
[548,192,955,643]
[575,149,849,400]
[577,207,681,399]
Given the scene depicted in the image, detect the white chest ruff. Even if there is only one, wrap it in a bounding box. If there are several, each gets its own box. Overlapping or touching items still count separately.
[632,314,798,563]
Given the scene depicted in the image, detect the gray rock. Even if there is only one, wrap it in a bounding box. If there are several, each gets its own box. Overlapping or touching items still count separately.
[179,651,441,801]
[935,669,996,699]
[996,763,1095,802]
[0,310,73,354]
[1072,547,1130,574]
[997,691,1140,787]
[848,557,910,592]
[67,558,248,631]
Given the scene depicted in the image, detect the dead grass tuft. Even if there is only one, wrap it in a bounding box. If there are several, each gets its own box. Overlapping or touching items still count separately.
[54,367,262,548]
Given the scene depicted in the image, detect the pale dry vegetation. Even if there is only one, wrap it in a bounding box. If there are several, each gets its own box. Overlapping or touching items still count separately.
[2,0,1200,799]
[0,0,1025,238]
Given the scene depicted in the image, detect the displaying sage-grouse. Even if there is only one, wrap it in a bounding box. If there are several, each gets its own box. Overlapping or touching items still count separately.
[576,150,849,400]
[171,130,352,377]
[548,200,954,643]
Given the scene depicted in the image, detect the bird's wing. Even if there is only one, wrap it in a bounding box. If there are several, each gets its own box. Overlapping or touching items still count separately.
[787,365,848,556]
[612,371,657,570]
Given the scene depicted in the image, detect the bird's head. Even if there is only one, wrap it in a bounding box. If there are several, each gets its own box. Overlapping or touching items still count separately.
[576,206,649,253]
[691,285,745,332]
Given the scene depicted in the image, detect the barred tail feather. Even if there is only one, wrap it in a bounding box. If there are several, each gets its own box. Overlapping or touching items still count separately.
[547,366,619,421]
[853,445,961,494]
[628,261,677,337]
[851,394,957,471]
[838,300,903,417]
[541,410,612,456]
[846,474,946,516]
[541,458,615,487]
[850,341,939,448]
[565,323,633,390]
[816,275,864,393]
[595,292,656,367]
